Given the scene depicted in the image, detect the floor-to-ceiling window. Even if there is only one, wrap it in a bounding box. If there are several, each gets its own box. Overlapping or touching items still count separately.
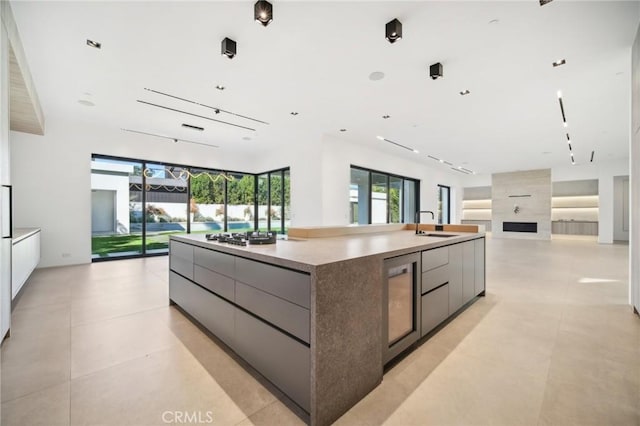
[91,154,289,261]
[350,168,370,224]
[350,166,419,225]
[91,156,144,258]
[438,184,451,224]
[144,163,189,254]
[227,172,255,233]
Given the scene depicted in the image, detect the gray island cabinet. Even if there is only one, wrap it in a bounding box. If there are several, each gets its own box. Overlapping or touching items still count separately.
[168,230,485,426]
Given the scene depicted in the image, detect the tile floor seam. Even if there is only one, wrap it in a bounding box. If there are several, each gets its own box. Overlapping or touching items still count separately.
[69,304,169,329]
[0,379,71,406]
[69,338,182,382]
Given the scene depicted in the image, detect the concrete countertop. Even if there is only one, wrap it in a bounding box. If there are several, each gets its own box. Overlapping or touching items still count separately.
[12,227,40,245]
[171,230,485,272]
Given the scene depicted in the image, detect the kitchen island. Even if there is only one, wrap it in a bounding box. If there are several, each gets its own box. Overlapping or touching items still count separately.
[169,226,485,425]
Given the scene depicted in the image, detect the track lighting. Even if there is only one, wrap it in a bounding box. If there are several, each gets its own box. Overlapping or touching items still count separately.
[221,37,236,59]
[254,1,273,27]
[430,62,443,80]
[385,19,402,43]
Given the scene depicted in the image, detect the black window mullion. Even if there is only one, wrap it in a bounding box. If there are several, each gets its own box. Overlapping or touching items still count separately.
[141,161,147,256]
[186,169,191,234]
[368,171,373,224]
[223,174,228,232]
[254,174,258,231]
[281,170,285,234]
[267,173,271,231]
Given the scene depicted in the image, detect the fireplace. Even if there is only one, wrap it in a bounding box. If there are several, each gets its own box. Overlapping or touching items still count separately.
[503,222,537,233]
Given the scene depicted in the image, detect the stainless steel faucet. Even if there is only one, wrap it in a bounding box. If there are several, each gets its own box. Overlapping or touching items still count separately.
[415,210,435,234]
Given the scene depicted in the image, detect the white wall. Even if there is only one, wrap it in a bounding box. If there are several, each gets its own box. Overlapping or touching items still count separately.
[613,176,630,241]
[631,22,640,312]
[462,159,630,243]
[10,116,260,267]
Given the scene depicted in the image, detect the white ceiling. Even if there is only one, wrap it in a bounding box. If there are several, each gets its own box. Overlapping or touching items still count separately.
[11,1,640,175]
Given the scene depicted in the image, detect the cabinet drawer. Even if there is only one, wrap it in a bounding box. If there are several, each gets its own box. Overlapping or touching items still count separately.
[235,258,310,309]
[169,272,234,347]
[236,282,310,343]
[421,264,449,294]
[170,241,194,262]
[235,309,310,412]
[194,247,235,278]
[422,246,449,272]
[170,255,194,280]
[421,284,449,337]
[194,265,235,302]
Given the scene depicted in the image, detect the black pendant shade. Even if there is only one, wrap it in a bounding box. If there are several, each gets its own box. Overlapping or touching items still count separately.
[221,37,236,59]
[385,18,402,43]
[254,1,273,27]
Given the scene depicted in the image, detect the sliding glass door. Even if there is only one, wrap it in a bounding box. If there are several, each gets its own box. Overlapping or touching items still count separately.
[91,157,144,259]
[144,164,189,254]
[92,154,290,261]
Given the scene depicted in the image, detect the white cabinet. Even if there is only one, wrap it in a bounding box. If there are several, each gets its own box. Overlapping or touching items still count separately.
[12,229,40,299]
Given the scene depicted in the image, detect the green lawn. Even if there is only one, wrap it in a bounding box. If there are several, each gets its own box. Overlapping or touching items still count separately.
[92,228,288,257]
[92,233,173,257]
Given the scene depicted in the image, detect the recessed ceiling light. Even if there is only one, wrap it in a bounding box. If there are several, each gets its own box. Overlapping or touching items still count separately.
[290,111,299,116]
[78,100,95,107]
[340,129,347,132]
[376,135,385,141]
[552,59,566,67]
[459,89,470,96]
[439,159,444,163]
[182,123,204,131]
[413,149,419,154]
[369,71,385,81]
[382,115,390,119]
[557,90,562,99]
[215,85,225,91]
[86,39,101,49]
[488,19,500,24]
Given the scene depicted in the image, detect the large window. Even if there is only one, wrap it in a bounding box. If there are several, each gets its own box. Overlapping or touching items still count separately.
[438,185,451,225]
[349,166,419,225]
[91,154,289,260]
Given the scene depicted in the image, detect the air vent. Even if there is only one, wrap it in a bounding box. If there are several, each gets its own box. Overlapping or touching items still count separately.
[182,123,204,131]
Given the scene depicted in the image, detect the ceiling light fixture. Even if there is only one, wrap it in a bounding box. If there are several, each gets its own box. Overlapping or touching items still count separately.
[86,39,101,49]
[290,111,299,116]
[430,62,443,80]
[254,1,273,27]
[382,115,390,119]
[377,136,417,153]
[566,134,571,143]
[221,37,236,59]
[340,129,347,132]
[427,155,440,161]
[182,123,204,131]
[413,149,419,154]
[460,89,470,96]
[590,151,595,162]
[121,128,219,149]
[215,85,225,91]
[552,59,566,67]
[385,19,402,44]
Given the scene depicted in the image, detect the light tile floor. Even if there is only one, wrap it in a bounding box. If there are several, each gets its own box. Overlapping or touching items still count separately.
[1,236,639,425]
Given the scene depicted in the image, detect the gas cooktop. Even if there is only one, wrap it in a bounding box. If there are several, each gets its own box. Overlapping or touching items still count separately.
[205,231,277,246]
